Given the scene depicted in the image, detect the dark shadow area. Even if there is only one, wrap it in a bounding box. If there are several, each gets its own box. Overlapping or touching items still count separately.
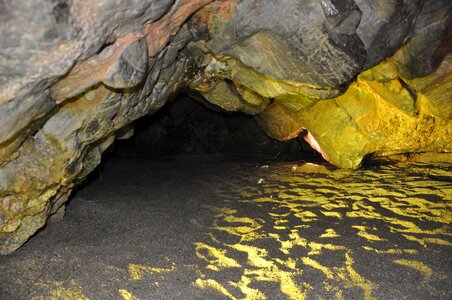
[69,93,325,198]
[111,94,316,158]
[67,93,325,207]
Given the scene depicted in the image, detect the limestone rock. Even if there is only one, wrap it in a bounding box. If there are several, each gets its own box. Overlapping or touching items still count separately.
[0,0,175,145]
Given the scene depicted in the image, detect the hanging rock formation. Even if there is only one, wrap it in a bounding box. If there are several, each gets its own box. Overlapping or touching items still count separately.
[0,0,451,254]
[185,0,451,168]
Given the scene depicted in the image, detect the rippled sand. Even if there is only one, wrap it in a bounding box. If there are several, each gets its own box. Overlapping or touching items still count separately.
[193,161,451,299]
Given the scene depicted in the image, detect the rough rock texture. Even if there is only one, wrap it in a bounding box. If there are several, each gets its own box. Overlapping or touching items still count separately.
[0,0,213,255]
[0,0,451,254]
[185,0,451,168]
[256,58,452,168]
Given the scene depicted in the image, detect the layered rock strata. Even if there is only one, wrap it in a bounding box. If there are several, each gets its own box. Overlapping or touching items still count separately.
[0,0,450,254]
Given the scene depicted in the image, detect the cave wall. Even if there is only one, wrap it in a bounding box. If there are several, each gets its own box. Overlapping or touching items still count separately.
[184,0,451,168]
[0,0,451,254]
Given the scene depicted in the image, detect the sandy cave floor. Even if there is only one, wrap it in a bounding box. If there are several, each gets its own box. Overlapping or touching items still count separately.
[0,154,451,300]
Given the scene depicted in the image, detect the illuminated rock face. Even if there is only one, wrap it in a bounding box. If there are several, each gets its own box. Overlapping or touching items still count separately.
[186,0,451,168]
[257,59,452,168]
[0,0,450,254]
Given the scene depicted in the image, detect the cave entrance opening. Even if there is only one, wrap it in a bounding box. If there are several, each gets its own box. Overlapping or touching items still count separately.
[109,93,318,160]
[74,91,326,208]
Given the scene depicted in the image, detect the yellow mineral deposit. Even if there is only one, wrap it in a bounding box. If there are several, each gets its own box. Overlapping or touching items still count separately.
[256,59,451,169]
[362,246,418,255]
[194,278,238,299]
[193,202,376,299]
[352,226,387,242]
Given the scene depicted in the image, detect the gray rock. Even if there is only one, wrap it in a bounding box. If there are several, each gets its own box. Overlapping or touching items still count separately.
[103,37,149,89]
[391,0,452,79]
[355,0,422,67]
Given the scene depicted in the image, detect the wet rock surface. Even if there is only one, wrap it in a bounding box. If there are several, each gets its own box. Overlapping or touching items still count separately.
[0,155,450,299]
[0,0,451,253]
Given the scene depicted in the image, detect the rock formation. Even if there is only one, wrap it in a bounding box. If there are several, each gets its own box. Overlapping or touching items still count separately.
[0,0,450,254]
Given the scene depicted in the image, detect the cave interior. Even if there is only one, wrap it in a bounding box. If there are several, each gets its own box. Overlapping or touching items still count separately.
[0,0,451,299]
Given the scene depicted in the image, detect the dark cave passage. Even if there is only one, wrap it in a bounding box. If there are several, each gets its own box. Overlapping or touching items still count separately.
[111,94,316,158]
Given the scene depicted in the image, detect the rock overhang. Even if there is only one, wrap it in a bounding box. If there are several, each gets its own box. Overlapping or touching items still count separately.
[0,0,450,254]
